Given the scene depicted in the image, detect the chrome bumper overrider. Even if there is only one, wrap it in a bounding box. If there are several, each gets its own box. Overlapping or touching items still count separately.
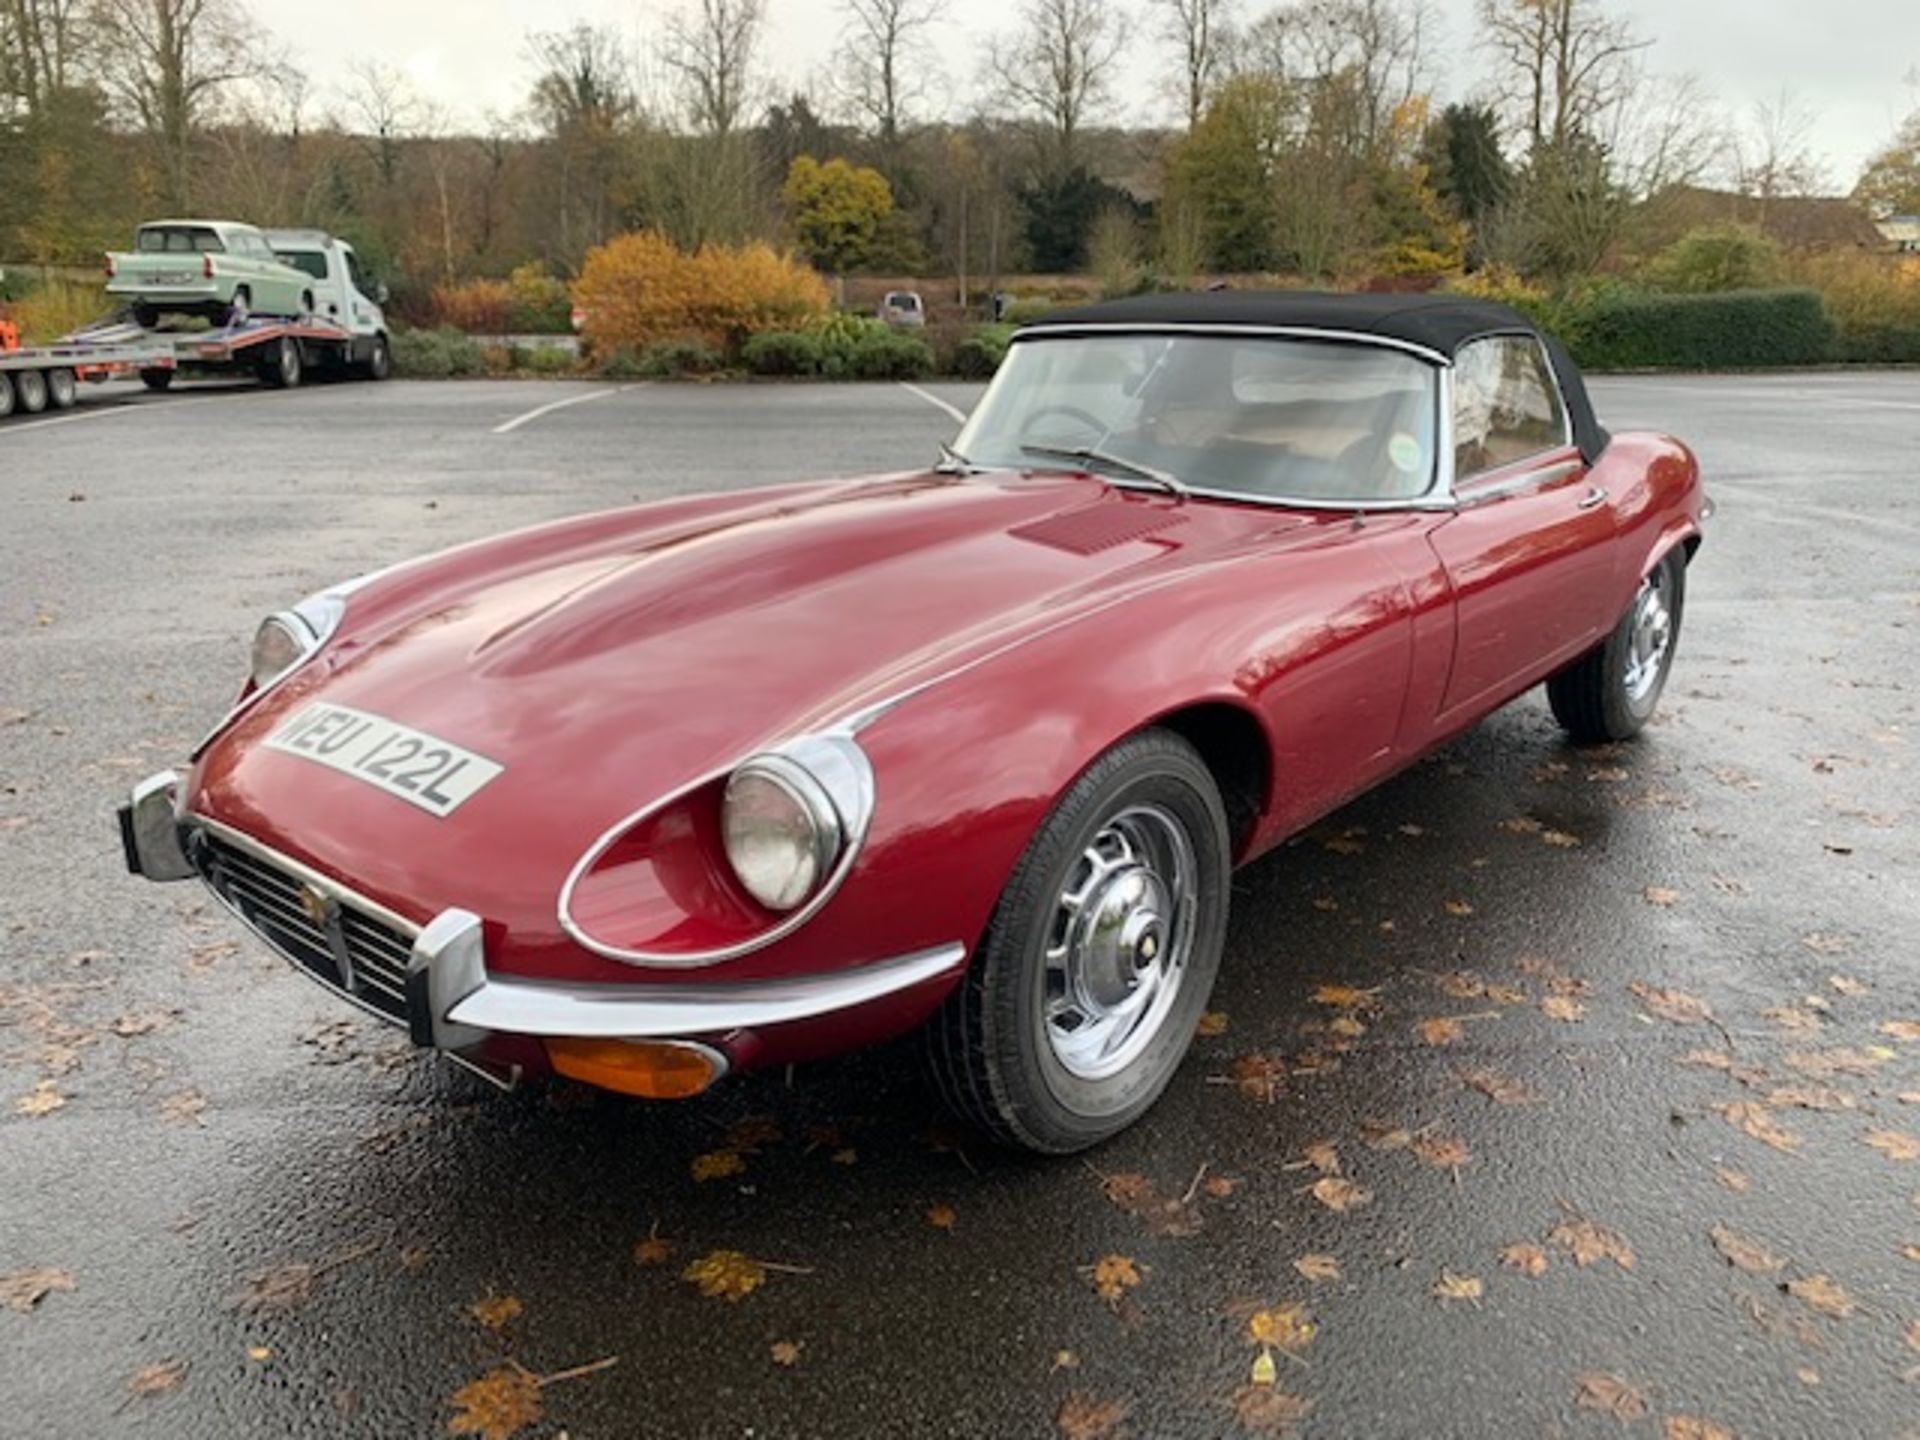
[122,770,968,1059]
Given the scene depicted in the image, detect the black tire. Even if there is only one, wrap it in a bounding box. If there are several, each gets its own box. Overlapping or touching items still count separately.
[131,303,160,330]
[0,372,15,419]
[140,368,174,392]
[45,368,77,410]
[260,336,302,389]
[925,728,1231,1153]
[361,333,392,381]
[1548,548,1687,744]
[14,367,48,414]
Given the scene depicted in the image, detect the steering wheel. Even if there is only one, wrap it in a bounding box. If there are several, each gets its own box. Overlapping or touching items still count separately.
[1020,405,1109,445]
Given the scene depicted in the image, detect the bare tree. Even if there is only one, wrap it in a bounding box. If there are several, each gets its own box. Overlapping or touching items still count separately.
[1734,86,1826,213]
[662,0,766,137]
[1240,0,1432,158]
[834,0,945,154]
[343,59,420,192]
[0,0,86,119]
[987,0,1131,164]
[88,0,266,207]
[1156,0,1236,128]
[525,24,637,261]
[1476,0,1650,157]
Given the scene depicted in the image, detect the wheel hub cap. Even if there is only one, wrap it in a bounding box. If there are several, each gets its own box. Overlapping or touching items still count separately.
[1043,805,1196,1081]
[1622,570,1674,707]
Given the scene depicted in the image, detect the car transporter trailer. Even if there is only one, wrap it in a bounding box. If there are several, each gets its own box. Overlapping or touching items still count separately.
[0,312,382,424]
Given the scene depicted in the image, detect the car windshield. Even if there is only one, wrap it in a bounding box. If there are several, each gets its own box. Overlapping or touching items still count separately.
[276,250,329,279]
[137,226,224,254]
[953,334,1441,504]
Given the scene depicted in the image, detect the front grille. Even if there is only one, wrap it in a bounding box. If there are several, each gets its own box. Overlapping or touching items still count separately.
[196,829,418,1026]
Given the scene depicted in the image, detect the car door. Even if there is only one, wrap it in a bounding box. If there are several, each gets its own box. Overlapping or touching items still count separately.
[1428,335,1618,725]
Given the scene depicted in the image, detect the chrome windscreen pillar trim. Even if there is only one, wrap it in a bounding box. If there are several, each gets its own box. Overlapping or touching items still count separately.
[446,941,968,1040]
[408,908,489,1051]
[119,770,194,881]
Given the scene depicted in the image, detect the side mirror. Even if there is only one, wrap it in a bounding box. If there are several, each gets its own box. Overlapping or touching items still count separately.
[373,281,390,306]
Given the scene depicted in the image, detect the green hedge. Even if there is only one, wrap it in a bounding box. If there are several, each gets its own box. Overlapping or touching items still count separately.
[741,318,934,379]
[949,323,1017,378]
[1565,288,1833,371]
[391,326,486,378]
[1829,325,1920,365]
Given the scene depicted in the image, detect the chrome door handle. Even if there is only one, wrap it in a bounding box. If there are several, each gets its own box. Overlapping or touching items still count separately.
[1576,485,1608,510]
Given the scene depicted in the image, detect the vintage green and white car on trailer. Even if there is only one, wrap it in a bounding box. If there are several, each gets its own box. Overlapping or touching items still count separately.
[106,219,317,328]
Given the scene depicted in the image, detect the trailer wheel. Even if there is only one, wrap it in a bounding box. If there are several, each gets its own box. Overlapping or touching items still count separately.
[260,336,302,389]
[14,368,48,414]
[0,373,15,419]
[46,368,78,410]
[140,369,173,392]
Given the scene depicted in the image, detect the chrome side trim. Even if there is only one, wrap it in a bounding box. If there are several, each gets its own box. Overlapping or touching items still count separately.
[446,942,968,1040]
[1013,322,1451,365]
[1453,457,1585,510]
[557,731,876,969]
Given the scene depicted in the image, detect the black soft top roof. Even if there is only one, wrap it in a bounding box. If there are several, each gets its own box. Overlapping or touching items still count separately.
[1020,289,1609,462]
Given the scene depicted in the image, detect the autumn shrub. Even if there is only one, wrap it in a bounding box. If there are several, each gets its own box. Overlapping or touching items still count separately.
[594,346,646,380]
[574,230,829,358]
[431,278,513,333]
[521,343,577,375]
[1791,250,1920,363]
[506,261,573,333]
[392,326,486,378]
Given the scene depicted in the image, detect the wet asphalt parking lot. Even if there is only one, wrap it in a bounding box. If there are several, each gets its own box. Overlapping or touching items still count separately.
[2,369,1918,1439]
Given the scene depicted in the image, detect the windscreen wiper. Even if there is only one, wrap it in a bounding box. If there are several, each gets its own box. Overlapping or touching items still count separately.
[935,441,984,474]
[1019,443,1189,500]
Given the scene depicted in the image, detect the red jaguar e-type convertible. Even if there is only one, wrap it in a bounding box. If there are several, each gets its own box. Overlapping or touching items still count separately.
[122,292,1705,1152]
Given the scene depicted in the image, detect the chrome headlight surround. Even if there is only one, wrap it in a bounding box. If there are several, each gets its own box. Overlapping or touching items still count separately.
[559,730,878,967]
[195,589,351,757]
[722,756,843,912]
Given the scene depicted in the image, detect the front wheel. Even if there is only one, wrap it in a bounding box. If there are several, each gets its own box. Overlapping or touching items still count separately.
[925,728,1231,1153]
[361,333,391,381]
[1548,549,1687,743]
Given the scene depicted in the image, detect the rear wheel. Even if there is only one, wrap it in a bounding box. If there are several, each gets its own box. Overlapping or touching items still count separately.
[0,372,15,419]
[224,287,252,328]
[139,368,174,392]
[131,303,160,330]
[1547,549,1686,743]
[259,336,302,389]
[925,728,1230,1153]
[45,368,77,410]
[14,368,48,414]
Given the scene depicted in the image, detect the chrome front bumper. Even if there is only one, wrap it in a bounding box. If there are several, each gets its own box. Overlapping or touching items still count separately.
[121,770,966,1061]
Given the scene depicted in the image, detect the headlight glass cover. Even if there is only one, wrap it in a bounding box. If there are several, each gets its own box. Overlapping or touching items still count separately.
[250,613,312,688]
[722,759,843,912]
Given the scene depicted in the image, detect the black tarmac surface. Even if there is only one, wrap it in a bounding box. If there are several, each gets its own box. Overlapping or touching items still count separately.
[2,371,1918,1439]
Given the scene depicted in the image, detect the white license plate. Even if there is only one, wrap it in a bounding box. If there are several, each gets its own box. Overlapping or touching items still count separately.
[264,703,504,817]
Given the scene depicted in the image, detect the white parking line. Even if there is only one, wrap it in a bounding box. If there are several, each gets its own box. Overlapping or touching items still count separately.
[897,381,969,425]
[0,394,217,439]
[492,383,646,435]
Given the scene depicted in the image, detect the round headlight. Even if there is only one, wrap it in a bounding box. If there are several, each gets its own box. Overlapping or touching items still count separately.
[250,614,312,688]
[722,761,842,912]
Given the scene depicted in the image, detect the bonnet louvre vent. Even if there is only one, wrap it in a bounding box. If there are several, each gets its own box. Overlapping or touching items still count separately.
[1009,504,1188,556]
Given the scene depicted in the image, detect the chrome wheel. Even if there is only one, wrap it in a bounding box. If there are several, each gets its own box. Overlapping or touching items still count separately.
[1043,803,1197,1081]
[1622,567,1674,708]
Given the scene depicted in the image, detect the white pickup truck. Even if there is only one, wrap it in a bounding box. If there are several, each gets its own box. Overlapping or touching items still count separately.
[264,230,393,380]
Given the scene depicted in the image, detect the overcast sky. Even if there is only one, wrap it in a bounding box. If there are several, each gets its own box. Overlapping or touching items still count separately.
[255,0,1919,191]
